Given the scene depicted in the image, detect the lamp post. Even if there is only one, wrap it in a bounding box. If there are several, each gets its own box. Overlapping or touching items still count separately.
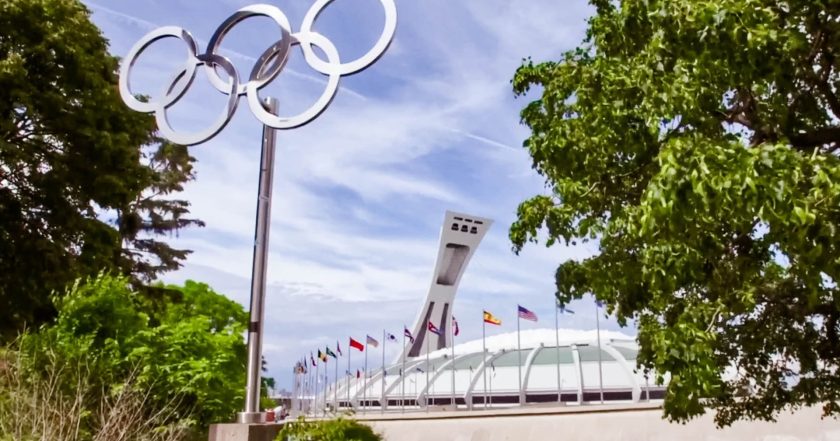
[117,1,397,424]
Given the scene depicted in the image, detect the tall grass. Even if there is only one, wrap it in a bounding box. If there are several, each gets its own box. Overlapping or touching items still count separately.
[0,342,193,441]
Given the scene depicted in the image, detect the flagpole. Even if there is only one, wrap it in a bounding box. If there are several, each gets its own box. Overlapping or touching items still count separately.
[482,318,487,409]
[488,359,493,408]
[363,339,369,414]
[517,307,523,406]
[450,318,456,410]
[323,368,328,418]
[381,330,386,414]
[555,301,562,404]
[333,350,338,413]
[292,366,297,415]
[300,360,304,412]
[315,359,319,416]
[425,334,430,412]
[347,343,352,409]
[596,301,604,404]
[401,328,406,414]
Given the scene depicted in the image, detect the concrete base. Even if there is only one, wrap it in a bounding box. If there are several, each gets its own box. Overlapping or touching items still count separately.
[208,423,283,441]
[359,403,840,441]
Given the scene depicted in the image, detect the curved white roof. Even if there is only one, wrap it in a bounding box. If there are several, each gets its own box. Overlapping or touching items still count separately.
[306,329,666,413]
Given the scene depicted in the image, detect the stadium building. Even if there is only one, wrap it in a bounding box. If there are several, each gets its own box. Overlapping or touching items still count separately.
[295,212,665,414]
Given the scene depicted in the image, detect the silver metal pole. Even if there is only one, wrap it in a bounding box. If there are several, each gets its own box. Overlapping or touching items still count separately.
[315,361,319,417]
[238,97,278,424]
[401,330,406,413]
[482,320,487,409]
[363,340,368,413]
[347,345,351,409]
[334,351,338,413]
[517,312,522,406]
[450,319,456,410]
[555,301,562,404]
[425,336,430,412]
[488,360,493,408]
[381,330,386,414]
[596,302,604,404]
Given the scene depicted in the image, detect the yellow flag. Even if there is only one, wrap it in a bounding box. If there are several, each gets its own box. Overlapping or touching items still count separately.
[483,310,502,326]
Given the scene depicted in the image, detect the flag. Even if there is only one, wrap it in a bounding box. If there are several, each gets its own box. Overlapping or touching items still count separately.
[366,335,379,348]
[311,352,317,366]
[560,305,575,314]
[404,327,415,343]
[518,305,538,322]
[386,332,397,341]
[483,310,502,326]
[452,316,460,336]
[318,349,327,362]
[356,369,361,379]
[415,367,424,373]
[326,347,337,359]
[350,337,364,352]
[595,300,605,308]
[428,321,441,335]
[336,341,343,356]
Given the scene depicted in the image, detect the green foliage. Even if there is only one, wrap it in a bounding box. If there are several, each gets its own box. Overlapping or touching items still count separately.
[0,0,203,340]
[511,0,840,427]
[277,417,382,441]
[7,274,247,437]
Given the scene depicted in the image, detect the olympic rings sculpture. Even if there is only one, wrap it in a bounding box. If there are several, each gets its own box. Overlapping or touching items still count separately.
[118,1,397,145]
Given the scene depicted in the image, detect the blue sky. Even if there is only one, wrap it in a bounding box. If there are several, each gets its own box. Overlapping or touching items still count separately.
[83,0,628,389]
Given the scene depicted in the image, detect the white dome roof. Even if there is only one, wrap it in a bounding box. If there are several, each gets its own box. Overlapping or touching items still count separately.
[306,328,666,413]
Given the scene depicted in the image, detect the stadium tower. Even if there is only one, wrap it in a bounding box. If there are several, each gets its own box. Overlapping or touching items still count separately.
[400,211,493,360]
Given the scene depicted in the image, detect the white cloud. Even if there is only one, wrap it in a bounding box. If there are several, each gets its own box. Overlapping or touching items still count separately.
[85,0,610,389]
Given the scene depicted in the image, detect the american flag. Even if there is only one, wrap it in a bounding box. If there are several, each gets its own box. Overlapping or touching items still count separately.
[518,305,538,322]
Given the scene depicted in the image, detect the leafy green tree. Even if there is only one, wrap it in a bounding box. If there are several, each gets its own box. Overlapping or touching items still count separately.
[511,0,840,426]
[117,141,204,284]
[0,0,202,339]
[14,274,247,433]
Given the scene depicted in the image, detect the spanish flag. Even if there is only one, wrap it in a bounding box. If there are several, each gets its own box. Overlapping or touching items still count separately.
[483,310,501,326]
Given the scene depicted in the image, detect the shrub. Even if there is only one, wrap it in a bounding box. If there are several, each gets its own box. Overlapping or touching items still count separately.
[277,416,382,441]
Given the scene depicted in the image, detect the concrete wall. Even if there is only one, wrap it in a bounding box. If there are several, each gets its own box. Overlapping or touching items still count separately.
[360,403,840,441]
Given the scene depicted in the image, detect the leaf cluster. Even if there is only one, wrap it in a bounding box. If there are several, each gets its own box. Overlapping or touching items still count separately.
[511,0,840,426]
[0,0,204,339]
[277,416,382,441]
[6,273,248,436]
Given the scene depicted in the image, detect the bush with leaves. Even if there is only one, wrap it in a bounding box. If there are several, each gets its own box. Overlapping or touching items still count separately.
[0,274,248,439]
[277,416,382,441]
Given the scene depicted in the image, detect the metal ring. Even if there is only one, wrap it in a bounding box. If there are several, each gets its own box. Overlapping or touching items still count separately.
[155,53,240,146]
[204,4,293,96]
[298,0,397,76]
[119,26,199,113]
[246,32,340,129]
[118,2,397,144]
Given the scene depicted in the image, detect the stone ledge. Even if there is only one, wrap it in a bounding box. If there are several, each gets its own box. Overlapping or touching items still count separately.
[208,422,284,441]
